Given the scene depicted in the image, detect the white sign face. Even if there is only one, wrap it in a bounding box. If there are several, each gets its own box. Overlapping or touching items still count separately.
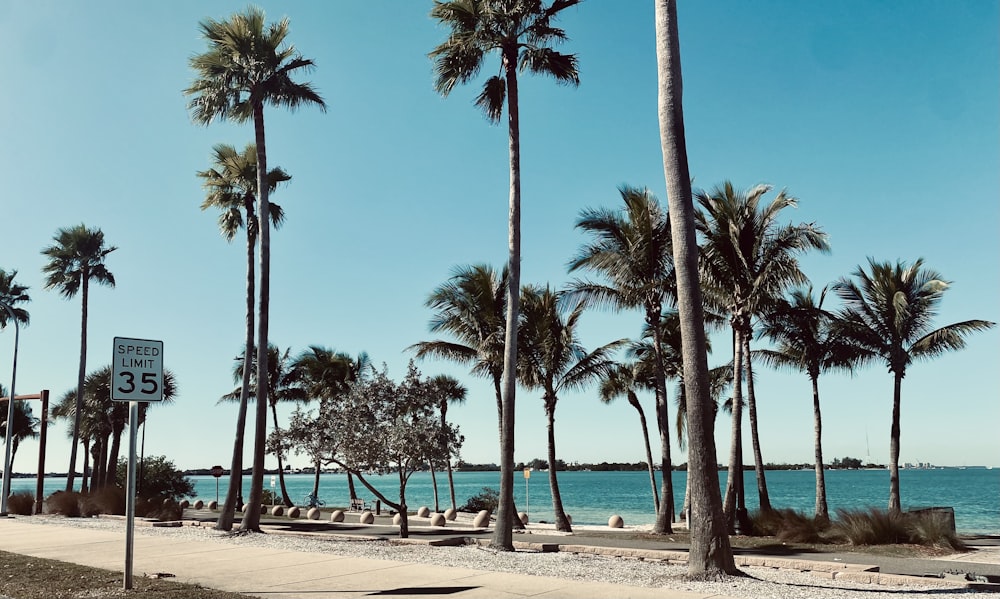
[112,337,164,402]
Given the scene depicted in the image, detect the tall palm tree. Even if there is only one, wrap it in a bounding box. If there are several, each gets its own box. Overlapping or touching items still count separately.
[430,0,579,551]
[186,6,325,532]
[756,286,861,520]
[696,181,828,524]
[0,269,30,326]
[40,224,116,492]
[597,361,659,512]
[518,285,621,532]
[199,142,289,530]
[654,0,737,575]
[567,184,678,532]
[427,375,467,512]
[833,259,994,513]
[223,345,306,507]
[0,386,39,469]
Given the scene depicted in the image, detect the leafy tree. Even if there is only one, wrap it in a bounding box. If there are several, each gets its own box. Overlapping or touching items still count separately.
[326,362,462,538]
[757,286,862,520]
[40,224,116,492]
[833,259,995,512]
[186,5,326,532]
[198,142,289,530]
[430,0,579,551]
[115,455,193,502]
[568,185,677,531]
[695,181,828,525]
[518,285,620,532]
[654,0,737,576]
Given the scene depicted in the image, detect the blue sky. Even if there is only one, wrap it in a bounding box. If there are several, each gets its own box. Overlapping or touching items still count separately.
[1,1,997,476]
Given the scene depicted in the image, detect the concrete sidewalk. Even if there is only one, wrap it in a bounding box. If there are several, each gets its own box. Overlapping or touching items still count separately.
[0,519,732,599]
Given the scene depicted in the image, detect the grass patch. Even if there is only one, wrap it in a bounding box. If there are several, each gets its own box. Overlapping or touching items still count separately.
[0,550,254,599]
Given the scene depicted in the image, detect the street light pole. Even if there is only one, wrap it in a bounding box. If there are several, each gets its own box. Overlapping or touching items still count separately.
[1,301,21,516]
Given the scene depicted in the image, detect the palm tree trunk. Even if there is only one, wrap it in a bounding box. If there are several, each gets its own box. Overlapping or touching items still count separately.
[888,371,903,513]
[492,48,521,553]
[446,461,457,512]
[270,402,293,507]
[722,325,742,525]
[742,332,771,513]
[656,0,737,576]
[67,276,89,492]
[545,401,572,532]
[811,375,828,521]
[216,227,255,531]
[106,424,124,487]
[347,471,358,501]
[441,404,457,511]
[80,438,90,493]
[649,308,675,534]
[627,392,660,512]
[312,459,321,499]
[430,465,440,513]
[243,101,270,533]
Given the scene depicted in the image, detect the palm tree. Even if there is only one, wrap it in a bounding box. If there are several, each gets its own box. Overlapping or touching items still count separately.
[695,181,828,525]
[518,285,621,533]
[427,375,467,512]
[411,265,525,529]
[654,0,737,575]
[291,346,367,501]
[0,385,39,468]
[40,224,116,492]
[186,6,325,532]
[597,361,659,512]
[223,345,307,507]
[0,268,30,490]
[0,269,30,326]
[567,184,678,532]
[756,286,861,520]
[430,0,579,551]
[833,259,994,513]
[199,142,289,530]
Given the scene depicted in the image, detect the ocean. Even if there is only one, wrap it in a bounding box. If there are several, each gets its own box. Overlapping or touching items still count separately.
[11,468,998,534]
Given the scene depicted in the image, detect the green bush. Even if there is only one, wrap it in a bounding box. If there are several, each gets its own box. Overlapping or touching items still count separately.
[8,491,35,515]
[460,486,499,513]
[115,455,194,502]
[46,491,83,517]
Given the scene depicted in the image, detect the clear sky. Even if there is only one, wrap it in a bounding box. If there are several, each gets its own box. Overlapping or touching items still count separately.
[1,1,997,476]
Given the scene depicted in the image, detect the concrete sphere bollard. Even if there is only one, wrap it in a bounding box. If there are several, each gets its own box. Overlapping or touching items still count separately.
[307,507,321,520]
[271,505,284,517]
[180,499,190,509]
[392,513,402,525]
[194,500,204,510]
[359,510,375,524]
[518,511,529,525]
[608,515,624,528]
[330,509,345,523]
[416,506,430,518]
[444,508,457,521]
[208,500,218,510]
[473,510,491,528]
[430,513,446,527]
[260,504,267,515]
[287,506,301,519]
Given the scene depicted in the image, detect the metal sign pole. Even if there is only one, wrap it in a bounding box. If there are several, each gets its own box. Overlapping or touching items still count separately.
[124,400,139,590]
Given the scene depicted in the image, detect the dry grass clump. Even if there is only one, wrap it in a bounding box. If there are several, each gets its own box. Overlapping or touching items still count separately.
[749,508,829,543]
[8,491,35,515]
[45,491,83,517]
[830,507,966,549]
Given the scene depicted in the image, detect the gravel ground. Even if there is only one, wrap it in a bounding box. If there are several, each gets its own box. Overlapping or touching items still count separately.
[17,516,984,598]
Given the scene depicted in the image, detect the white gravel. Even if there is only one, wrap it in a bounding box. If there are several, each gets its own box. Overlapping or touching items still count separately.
[15,516,983,598]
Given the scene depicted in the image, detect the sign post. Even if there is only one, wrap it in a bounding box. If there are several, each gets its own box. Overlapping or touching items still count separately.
[211,465,224,505]
[523,468,531,521]
[112,337,163,591]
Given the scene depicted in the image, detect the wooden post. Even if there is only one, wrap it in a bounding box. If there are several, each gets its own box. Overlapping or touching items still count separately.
[35,390,48,514]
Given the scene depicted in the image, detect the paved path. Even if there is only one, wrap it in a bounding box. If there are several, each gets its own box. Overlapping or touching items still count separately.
[0,519,733,599]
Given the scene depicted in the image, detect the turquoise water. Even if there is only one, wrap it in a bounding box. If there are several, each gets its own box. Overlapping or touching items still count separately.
[12,468,998,534]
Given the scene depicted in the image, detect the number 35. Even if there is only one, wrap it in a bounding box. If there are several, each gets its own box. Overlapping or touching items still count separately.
[117,372,159,395]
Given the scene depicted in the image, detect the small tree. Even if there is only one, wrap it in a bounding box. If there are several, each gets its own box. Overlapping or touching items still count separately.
[116,455,194,502]
[328,362,462,538]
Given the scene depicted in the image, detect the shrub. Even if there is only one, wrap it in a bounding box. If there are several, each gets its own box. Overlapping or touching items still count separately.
[749,509,829,543]
[460,487,499,513]
[135,497,182,522]
[831,508,912,545]
[115,455,195,502]
[8,491,35,515]
[82,486,126,516]
[46,491,83,517]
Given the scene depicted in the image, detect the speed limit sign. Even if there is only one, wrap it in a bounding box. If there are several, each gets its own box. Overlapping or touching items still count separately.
[112,337,164,402]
